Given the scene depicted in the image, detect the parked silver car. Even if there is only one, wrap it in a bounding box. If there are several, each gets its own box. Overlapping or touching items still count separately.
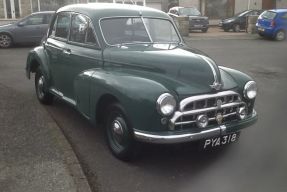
[168,6,209,32]
[0,11,54,48]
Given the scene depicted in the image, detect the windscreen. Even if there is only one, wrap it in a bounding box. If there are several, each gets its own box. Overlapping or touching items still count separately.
[100,17,180,45]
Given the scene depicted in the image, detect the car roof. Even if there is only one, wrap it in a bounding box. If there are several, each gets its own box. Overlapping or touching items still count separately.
[31,11,55,15]
[57,3,169,20]
[169,6,196,10]
[269,9,287,13]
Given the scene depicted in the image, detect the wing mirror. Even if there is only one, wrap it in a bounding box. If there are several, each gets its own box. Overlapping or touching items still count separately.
[17,22,25,27]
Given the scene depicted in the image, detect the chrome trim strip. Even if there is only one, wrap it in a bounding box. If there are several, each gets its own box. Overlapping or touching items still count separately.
[50,88,63,97]
[175,112,237,126]
[141,16,153,43]
[198,55,219,88]
[134,110,257,144]
[180,90,239,111]
[50,88,76,106]
[134,126,223,144]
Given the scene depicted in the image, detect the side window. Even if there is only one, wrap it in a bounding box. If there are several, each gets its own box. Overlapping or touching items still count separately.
[54,13,70,39]
[25,14,45,25]
[70,14,88,43]
[282,13,287,19]
[70,14,98,46]
[43,14,53,24]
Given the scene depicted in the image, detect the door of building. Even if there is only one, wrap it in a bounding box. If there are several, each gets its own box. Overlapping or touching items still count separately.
[4,0,20,19]
[262,0,276,10]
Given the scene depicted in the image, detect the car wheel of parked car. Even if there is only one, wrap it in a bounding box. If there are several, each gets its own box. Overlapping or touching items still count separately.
[233,24,240,32]
[35,69,54,105]
[258,32,264,37]
[0,33,13,48]
[105,103,138,161]
[275,30,286,41]
[201,28,208,33]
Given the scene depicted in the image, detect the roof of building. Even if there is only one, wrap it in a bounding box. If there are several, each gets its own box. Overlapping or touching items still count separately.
[57,3,169,20]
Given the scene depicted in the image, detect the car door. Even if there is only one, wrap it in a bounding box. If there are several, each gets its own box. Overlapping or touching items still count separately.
[45,12,71,96]
[62,14,103,115]
[13,13,51,44]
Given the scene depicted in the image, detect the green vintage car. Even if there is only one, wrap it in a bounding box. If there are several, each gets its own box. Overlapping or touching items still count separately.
[26,3,258,160]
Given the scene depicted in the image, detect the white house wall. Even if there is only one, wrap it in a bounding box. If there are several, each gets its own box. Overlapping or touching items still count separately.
[179,0,200,9]
[235,0,262,14]
[277,0,287,8]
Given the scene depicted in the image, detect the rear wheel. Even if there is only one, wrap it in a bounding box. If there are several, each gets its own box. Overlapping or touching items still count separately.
[105,103,139,161]
[274,30,286,41]
[233,24,240,32]
[35,69,54,105]
[0,33,12,48]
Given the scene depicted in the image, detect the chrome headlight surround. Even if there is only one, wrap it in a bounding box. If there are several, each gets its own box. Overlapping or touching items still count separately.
[156,93,176,116]
[243,81,257,100]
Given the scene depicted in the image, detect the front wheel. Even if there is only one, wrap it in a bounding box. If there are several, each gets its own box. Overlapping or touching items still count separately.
[274,30,286,41]
[201,28,208,33]
[0,33,12,48]
[233,24,240,32]
[105,103,139,161]
[35,69,54,105]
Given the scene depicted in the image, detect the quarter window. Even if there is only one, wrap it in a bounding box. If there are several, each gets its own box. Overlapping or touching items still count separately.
[54,13,70,39]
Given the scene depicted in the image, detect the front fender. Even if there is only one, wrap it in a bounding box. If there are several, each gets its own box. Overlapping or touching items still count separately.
[26,46,50,83]
[76,68,176,132]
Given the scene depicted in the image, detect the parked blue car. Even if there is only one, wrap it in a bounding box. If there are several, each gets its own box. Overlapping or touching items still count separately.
[256,9,287,41]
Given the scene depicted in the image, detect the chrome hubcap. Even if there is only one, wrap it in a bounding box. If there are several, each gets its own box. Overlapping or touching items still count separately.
[0,34,11,48]
[277,31,285,41]
[37,76,45,99]
[111,120,124,144]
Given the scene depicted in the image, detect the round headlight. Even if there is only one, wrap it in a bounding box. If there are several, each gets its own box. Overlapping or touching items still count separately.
[156,93,176,116]
[244,81,257,99]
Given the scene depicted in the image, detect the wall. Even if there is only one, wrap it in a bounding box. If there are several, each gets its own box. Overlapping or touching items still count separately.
[277,0,287,8]
[235,0,262,14]
[0,0,4,18]
[179,0,200,9]
[21,0,32,17]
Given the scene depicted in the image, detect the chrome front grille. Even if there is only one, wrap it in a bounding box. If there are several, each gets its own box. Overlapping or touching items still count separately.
[170,91,246,130]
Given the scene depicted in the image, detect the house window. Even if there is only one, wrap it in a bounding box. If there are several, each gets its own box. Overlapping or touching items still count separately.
[205,0,234,19]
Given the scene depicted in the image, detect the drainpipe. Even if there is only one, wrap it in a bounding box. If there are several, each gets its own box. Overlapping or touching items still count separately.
[248,0,251,10]
[38,0,41,11]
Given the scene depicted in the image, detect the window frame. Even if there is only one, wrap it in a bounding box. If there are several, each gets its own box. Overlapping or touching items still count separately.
[67,13,101,50]
[49,12,72,42]
[99,16,182,47]
[21,13,46,26]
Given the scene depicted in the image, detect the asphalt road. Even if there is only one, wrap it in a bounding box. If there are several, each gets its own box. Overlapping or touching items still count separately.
[1,38,286,192]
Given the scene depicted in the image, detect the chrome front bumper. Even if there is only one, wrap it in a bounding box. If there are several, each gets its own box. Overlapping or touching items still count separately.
[134,110,257,144]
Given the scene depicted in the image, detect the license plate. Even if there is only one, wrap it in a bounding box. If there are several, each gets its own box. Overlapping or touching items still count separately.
[202,132,240,149]
[194,24,203,28]
[258,27,265,32]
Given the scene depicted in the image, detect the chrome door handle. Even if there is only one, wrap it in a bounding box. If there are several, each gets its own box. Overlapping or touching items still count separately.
[63,49,71,55]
